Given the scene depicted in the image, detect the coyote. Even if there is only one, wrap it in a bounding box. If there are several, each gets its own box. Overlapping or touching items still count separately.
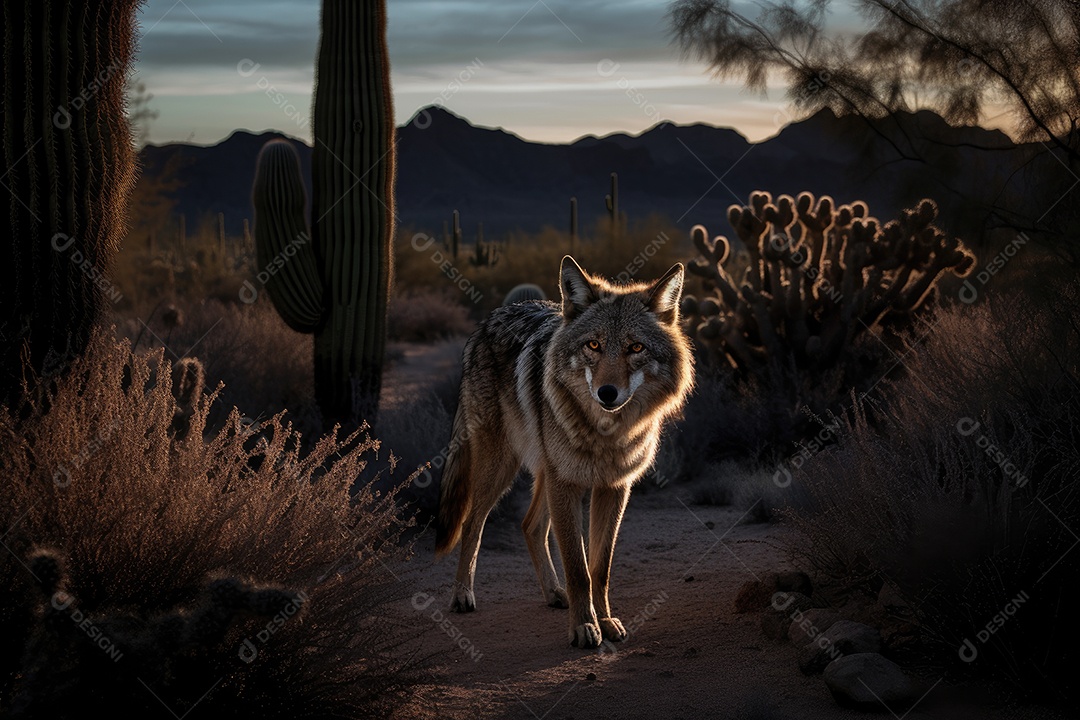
[435,256,693,648]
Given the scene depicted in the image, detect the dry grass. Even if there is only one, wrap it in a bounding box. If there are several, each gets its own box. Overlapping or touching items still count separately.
[387,288,475,343]
[394,215,693,316]
[114,298,319,438]
[785,274,1080,694]
[0,333,427,717]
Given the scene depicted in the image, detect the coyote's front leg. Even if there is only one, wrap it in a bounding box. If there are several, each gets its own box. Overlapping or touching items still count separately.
[546,476,600,647]
[589,483,632,642]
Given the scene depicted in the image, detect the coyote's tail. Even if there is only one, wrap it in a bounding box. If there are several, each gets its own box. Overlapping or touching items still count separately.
[435,403,472,557]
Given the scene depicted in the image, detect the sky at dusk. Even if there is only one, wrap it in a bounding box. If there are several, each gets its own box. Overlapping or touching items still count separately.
[132,0,825,147]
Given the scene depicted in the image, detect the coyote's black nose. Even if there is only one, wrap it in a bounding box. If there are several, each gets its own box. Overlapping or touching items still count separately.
[597,385,619,405]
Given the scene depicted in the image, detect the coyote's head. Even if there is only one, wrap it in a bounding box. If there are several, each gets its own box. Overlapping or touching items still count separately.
[548,256,694,427]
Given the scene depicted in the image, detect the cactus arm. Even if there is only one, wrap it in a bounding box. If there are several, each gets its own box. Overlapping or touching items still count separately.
[252,140,323,332]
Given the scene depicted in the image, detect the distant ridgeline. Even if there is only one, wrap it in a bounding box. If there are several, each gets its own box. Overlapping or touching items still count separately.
[138,106,1050,244]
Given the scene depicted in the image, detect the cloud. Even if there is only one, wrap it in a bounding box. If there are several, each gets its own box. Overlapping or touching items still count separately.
[132,0,795,145]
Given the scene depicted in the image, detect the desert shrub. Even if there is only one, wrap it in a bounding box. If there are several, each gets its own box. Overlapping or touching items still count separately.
[112,215,254,318]
[115,299,319,438]
[785,277,1080,696]
[0,333,425,717]
[394,215,693,316]
[683,191,975,447]
[647,372,773,491]
[387,288,475,342]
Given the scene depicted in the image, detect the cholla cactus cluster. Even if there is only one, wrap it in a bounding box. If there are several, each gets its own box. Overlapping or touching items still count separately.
[11,549,303,717]
[684,191,974,434]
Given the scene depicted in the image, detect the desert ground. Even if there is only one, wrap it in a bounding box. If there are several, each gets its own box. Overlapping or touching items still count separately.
[380,342,1067,720]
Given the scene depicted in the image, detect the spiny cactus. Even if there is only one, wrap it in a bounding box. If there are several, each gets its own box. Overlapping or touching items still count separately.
[684,191,975,440]
[12,548,305,717]
[0,2,140,403]
[569,197,579,252]
[606,172,620,244]
[252,0,394,429]
[170,357,205,440]
[502,284,548,306]
[469,222,500,267]
[442,212,462,261]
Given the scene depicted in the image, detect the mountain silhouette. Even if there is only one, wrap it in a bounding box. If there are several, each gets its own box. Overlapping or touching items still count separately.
[137,105,1047,244]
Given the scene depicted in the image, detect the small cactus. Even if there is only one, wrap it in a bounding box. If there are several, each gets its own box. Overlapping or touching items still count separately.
[503,284,548,306]
[170,357,205,440]
[469,223,500,267]
[12,548,305,717]
[569,197,579,252]
[605,172,620,244]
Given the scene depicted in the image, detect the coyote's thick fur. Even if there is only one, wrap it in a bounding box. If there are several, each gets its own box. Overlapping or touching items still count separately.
[435,256,693,647]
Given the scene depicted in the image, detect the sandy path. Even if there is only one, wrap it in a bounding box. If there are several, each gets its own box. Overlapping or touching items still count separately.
[382,342,1065,720]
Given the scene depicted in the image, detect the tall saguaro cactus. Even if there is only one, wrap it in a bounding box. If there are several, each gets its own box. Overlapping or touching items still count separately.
[605,172,619,244]
[0,1,140,402]
[252,0,395,428]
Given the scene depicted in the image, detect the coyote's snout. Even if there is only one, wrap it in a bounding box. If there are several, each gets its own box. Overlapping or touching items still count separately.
[435,256,694,648]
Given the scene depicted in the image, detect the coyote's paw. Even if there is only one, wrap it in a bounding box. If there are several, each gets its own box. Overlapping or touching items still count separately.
[598,617,627,642]
[569,622,603,648]
[546,586,569,609]
[450,586,476,613]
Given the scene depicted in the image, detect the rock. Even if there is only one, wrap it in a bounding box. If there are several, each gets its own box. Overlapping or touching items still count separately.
[787,608,841,645]
[761,592,814,640]
[877,582,911,614]
[798,620,882,674]
[776,570,813,597]
[733,570,812,613]
[824,653,920,710]
[734,576,777,613]
[881,620,921,654]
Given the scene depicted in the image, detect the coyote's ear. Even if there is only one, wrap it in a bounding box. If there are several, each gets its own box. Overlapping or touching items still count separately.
[559,255,598,320]
[647,263,684,325]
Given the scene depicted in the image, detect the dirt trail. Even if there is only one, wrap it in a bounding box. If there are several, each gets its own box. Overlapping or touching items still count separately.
[382,342,1063,720]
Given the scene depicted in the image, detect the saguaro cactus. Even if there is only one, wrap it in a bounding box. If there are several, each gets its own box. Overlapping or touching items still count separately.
[569,197,578,252]
[451,210,462,261]
[605,172,620,244]
[0,1,140,403]
[252,0,395,428]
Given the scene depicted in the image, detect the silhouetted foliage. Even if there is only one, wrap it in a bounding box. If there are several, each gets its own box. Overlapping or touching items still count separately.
[671,0,1080,244]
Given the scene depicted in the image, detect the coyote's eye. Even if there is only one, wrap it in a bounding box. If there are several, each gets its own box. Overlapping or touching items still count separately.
[586,340,601,352]
[629,342,644,354]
